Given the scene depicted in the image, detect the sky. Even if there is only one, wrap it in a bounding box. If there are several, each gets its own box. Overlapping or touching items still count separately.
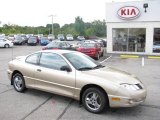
[0,0,144,27]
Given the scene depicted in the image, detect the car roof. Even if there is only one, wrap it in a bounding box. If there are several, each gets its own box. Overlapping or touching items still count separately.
[36,50,76,55]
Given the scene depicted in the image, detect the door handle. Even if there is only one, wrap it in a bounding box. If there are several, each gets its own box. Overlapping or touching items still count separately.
[37,69,41,72]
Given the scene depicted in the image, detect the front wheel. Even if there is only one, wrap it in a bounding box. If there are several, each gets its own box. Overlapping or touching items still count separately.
[4,44,9,48]
[13,73,26,92]
[82,88,107,113]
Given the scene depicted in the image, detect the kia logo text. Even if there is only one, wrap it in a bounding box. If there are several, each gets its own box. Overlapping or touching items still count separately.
[118,6,140,20]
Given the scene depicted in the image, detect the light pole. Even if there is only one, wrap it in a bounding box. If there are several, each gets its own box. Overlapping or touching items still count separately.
[48,15,56,36]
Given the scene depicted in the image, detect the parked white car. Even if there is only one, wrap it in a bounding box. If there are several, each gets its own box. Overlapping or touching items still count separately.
[0,39,13,48]
[66,34,74,41]
[77,36,85,41]
[48,34,55,41]
[57,34,65,41]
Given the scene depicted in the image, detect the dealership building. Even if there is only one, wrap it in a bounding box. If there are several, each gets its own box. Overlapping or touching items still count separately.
[106,0,160,55]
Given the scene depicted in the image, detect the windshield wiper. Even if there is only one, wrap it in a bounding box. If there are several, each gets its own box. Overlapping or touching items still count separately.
[78,67,93,71]
[93,64,105,69]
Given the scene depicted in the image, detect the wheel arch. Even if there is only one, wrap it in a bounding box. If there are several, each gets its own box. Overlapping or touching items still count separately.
[79,84,109,107]
[11,70,23,85]
[4,44,9,48]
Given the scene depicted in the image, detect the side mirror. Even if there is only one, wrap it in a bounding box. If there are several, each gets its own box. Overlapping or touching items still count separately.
[60,66,71,72]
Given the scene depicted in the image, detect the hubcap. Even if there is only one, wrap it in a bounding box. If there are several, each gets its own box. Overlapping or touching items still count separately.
[14,76,23,91]
[85,92,101,111]
[5,45,9,48]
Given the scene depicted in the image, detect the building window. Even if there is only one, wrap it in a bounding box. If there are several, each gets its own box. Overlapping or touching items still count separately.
[113,28,146,52]
[153,28,160,53]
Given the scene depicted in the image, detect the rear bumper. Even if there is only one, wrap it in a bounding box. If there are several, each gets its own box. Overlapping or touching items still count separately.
[28,43,37,45]
[14,42,22,45]
[40,43,48,46]
[82,52,97,58]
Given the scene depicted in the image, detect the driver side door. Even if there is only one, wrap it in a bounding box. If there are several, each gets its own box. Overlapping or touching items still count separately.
[34,52,76,98]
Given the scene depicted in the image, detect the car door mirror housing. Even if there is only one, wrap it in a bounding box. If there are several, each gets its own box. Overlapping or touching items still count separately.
[60,66,71,72]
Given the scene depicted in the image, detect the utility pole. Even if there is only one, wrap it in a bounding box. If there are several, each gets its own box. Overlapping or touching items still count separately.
[48,15,56,36]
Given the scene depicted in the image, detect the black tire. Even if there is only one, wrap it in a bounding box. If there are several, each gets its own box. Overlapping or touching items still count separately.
[101,51,104,57]
[4,44,9,48]
[96,53,100,60]
[82,87,107,113]
[12,73,26,92]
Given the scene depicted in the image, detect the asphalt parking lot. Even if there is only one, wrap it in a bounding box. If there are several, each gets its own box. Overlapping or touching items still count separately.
[0,45,160,120]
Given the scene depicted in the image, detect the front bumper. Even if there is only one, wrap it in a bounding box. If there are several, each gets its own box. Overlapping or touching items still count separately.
[7,69,12,83]
[108,89,147,107]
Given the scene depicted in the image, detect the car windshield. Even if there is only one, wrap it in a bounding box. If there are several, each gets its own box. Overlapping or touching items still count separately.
[15,37,22,40]
[78,36,84,38]
[67,34,72,37]
[47,42,60,47]
[58,34,64,37]
[48,34,54,37]
[29,37,36,42]
[41,37,48,40]
[63,52,104,70]
[9,35,14,37]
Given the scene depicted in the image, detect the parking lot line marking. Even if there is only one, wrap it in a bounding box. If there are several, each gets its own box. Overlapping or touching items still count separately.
[56,99,73,120]
[0,88,13,95]
[142,57,145,67]
[120,55,139,58]
[100,55,112,64]
[20,96,52,120]
[148,56,160,59]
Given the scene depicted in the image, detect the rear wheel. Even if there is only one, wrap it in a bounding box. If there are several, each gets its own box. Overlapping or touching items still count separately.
[4,44,9,48]
[82,87,107,113]
[13,73,26,92]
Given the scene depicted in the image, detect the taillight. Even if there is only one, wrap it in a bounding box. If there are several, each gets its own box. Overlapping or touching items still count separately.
[77,48,81,51]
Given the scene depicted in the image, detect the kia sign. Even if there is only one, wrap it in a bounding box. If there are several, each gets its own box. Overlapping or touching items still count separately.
[118,6,140,20]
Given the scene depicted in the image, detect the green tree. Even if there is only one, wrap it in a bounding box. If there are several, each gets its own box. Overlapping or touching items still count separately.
[92,20,106,37]
[85,28,95,36]
[74,16,85,35]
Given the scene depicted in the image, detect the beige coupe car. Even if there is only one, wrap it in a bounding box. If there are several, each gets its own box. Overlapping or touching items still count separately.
[7,50,147,113]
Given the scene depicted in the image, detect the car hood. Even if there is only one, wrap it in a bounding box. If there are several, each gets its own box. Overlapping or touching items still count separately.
[15,56,26,61]
[81,67,140,84]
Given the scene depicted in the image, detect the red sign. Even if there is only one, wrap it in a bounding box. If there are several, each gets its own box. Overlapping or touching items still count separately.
[118,6,140,20]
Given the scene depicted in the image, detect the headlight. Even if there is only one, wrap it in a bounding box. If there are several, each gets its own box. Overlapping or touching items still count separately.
[120,83,140,91]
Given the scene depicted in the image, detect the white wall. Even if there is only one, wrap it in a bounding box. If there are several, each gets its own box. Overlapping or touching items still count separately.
[107,22,160,54]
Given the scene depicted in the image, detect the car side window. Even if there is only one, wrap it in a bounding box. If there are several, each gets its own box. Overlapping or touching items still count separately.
[25,53,39,65]
[39,52,69,71]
